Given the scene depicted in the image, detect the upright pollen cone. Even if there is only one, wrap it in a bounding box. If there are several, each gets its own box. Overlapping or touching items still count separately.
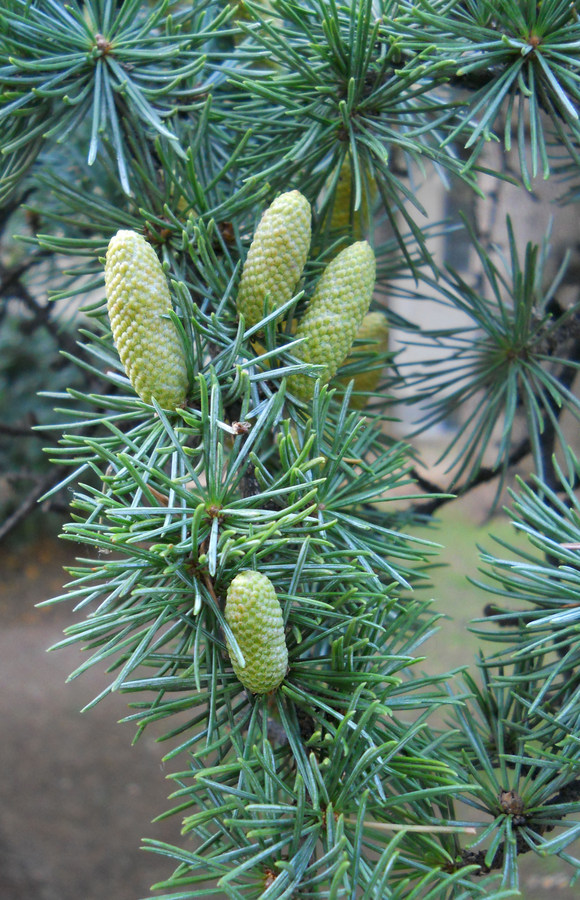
[288,241,376,401]
[225,570,288,694]
[328,154,377,239]
[105,230,188,410]
[236,190,311,330]
[338,310,390,408]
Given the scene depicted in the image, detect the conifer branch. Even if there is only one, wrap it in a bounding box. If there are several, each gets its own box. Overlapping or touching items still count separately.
[2,2,580,895]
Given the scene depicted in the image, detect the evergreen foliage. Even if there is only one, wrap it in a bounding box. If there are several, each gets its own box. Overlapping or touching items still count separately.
[1,1,580,897]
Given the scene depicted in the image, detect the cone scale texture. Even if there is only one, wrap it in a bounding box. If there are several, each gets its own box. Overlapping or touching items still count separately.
[324,156,378,247]
[338,310,389,408]
[105,230,188,410]
[225,570,288,694]
[236,191,311,330]
[288,241,376,401]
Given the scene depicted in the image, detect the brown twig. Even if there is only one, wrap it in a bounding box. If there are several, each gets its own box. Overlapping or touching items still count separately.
[409,435,531,518]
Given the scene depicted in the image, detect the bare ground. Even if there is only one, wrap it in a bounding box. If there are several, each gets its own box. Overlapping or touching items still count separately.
[0,529,182,900]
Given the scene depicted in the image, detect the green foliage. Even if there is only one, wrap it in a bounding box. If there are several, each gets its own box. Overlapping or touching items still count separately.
[2,1,580,897]
[0,0,215,196]
[394,0,580,187]
[473,462,580,719]
[405,218,580,492]
[432,466,580,889]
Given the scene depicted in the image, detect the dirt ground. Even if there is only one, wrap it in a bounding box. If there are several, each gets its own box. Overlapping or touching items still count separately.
[0,528,183,900]
[0,519,577,899]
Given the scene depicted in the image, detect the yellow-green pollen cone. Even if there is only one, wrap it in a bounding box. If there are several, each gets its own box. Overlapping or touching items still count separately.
[225,570,288,694]
[236,190,312,330]
[328,155,377,239]
[105,230,188,410]
[288,241,376,401]
[337,310,389,408]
